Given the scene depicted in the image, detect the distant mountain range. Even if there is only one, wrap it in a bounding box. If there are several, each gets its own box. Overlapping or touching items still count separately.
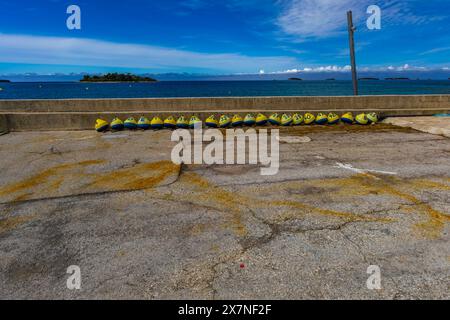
[1,70,449,82]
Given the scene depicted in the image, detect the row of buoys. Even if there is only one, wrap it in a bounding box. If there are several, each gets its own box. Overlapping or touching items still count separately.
[95,112,379,132]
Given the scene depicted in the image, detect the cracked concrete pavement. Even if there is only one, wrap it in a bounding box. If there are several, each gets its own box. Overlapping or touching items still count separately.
[0,123,449,299]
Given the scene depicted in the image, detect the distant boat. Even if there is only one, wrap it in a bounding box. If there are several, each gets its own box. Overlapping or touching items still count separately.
[325,78,336,81]
[359,77,379,80]
[288,77,303,81]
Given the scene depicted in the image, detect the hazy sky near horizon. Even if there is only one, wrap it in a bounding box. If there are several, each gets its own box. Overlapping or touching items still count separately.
[0,0,449,76]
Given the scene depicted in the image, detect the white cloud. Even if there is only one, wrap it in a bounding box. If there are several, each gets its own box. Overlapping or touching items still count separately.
[0,33,299,74]
[272,65,352,73]
[277,0,371,39]
[277,0,444,39]
[272,64,431,74]
[420,46,450,56]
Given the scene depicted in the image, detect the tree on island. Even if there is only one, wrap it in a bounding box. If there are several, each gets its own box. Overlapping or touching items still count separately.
[80,73,157,82]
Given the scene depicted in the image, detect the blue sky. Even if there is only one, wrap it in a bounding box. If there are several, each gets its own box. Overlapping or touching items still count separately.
[0,0,449,78]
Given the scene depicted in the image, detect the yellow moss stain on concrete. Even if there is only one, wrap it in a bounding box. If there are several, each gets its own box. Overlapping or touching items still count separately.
[177,172,248,236]
[0,160,105,201]
[172,172,393,237]
[174,172,448,239]
[0,214,35,234]
[88,161,180,191]
[340,175,450,239]
[406,179,450,191]
[270,199,393,224]
[282,174,449,237]
[0,160,179,202]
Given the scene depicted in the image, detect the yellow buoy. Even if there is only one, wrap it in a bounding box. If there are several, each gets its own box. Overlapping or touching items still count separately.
[205,115,219,128]
[110,118,124,131]
[268,113,281,126]
[219,115,231,128]
[367,112,378,124]
[137,116,151,130]
[189,115,202,129]
[303,113,315,125]
[177,116,189,129]
[327,113,340,124]
[281,114,293,126]
[124,117,138,129]
[244,114,256,126]
[315,113,328,125]
[255,113,268,126]
[151,116,164,129]
[164,116,177,129]
[355,113,369,125]
[231,114,244,127]
[341,112,354,124]
[292,113,303,125]
[95,119,109,132]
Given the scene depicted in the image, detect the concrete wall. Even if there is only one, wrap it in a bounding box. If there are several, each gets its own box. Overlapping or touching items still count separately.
[0,114,8,134]
[1,95,449,131]
[1,95,449,112]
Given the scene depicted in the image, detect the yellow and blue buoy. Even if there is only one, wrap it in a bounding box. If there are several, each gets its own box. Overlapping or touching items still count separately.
[355,113,369,125]
[177,116,189,129]
[110,117,124,131]
[219,115,231,128]
[244,114,256,126]
[315,113,328,125]
[303,112,316,124]
[164,116,177,129]
[151,116,164,129]
[137,116,151,130]
[231,114,244,127]
[367,112,378,124]
[281,114,293,126]
[189,115,202,129]
[303,113,315,125]
[292,113,303,126]
[124,117,138,130]
[255,113,268,126]
[95,119,109,132]
[205,115,219,128]
[269,113,281,126]
[341,112,354,124]
[327,112,340,124]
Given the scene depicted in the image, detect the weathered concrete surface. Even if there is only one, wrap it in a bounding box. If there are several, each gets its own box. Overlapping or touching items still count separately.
[384,116,450,138]
[0,124,449,299]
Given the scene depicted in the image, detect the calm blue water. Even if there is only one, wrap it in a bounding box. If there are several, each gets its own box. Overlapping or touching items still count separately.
[0,80,449,99]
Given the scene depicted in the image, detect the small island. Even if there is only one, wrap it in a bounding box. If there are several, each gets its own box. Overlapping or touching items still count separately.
[385,77,410,80]
[288,77,303,81]
[0,80,11,83]
[359,77,379,80]
[80,73,157,82]
[325,78,336,81]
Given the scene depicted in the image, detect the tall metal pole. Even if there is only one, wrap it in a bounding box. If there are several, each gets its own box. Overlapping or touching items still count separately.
[347,11,358,96]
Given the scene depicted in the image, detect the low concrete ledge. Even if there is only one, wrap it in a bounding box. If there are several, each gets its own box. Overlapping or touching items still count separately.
[4,108,449,131]
[1,95,449,131]
[0,114,8,134]
[1,95,449,113]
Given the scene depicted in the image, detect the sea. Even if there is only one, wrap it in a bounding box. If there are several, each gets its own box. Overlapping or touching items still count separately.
[0,80,449,99]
